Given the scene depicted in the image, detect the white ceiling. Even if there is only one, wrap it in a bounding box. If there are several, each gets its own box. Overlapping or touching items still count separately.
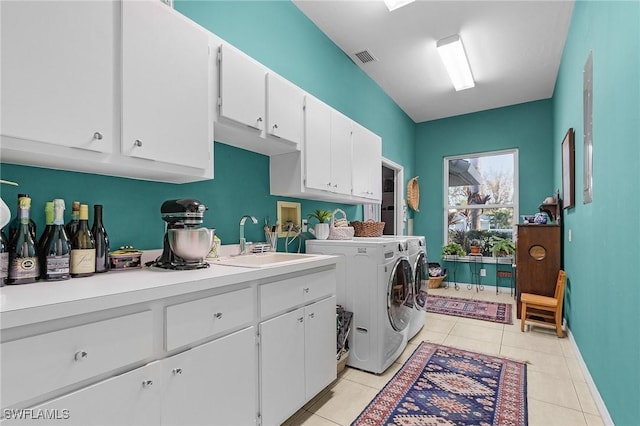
[292,0,574,123]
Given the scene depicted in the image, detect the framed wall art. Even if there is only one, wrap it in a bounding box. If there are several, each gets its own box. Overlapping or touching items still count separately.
[562,128,575,209]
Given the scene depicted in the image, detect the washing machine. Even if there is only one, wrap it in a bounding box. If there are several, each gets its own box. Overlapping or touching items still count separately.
[406,236,428,339]
[306,238,414,374]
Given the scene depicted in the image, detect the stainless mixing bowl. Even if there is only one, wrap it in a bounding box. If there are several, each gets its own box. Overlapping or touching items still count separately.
[168,228,215,261]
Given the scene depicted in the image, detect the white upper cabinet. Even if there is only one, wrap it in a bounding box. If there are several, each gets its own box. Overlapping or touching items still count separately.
[266,73,304,148]
[352,122,382,202]
[1,0,116,154]
[218,43,266,133]
[329,110,353,196]
[122,0,212,170]
[215,44,303,156]
[303,96,352,196]
[304,96,333,192]
[0,0,213,183]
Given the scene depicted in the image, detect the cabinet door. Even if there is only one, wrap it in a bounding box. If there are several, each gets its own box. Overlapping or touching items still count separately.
[259,308,305,426]
[304,96,333,192]
[305,296,337,400]
[330,111,353,195]
[122,0,211,170]
[266,73,303,147]
[161,327,257,426]
[219,44,266,132]
[516,225,561,317]
[1,0,115,153]
[352,123,382,201]
[2,362,162,426]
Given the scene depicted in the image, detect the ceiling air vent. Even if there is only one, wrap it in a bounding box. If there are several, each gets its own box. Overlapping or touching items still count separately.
[353,49,378,64]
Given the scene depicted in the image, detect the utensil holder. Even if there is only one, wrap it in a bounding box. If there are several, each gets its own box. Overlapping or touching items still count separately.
[266,231,278,251]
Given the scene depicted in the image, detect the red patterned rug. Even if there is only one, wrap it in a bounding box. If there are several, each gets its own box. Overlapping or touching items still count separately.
[352,342,528,426]
[426,295,513,324]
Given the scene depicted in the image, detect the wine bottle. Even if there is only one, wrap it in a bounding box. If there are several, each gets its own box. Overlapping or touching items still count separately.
[7,196,40,284]
[65,201,80,239]
[8,193,37,241]
[70,204,95,278]
[38,201,54,253]
[0,230,8,286]
[42,199,71,281]
[91,204,110,273]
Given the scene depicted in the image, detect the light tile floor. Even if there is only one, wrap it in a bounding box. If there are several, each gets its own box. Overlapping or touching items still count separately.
[283,286,605,426]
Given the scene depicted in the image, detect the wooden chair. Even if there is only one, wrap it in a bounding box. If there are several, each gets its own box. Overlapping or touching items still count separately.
[520,270,566,338]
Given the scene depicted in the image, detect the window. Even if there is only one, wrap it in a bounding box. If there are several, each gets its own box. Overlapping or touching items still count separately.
[444,149,518,255]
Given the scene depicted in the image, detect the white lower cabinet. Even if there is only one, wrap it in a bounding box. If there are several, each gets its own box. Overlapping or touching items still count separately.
[260,295,336,426]
[2,361,162,426]
[161,327,257,426]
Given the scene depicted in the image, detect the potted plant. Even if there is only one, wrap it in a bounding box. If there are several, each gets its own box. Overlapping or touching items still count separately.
[441,242,465,257]
[469,239,482,255]
[306,209,332,240]
[307,209,332,223]
[489,235,516,257]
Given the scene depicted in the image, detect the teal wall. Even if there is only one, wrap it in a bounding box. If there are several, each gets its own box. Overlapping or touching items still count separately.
[0,0,415,251]
[413,100,554,264]
[552,1,640,424]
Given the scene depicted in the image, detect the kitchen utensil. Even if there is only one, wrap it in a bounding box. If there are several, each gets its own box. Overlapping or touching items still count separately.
[167,228,215,263]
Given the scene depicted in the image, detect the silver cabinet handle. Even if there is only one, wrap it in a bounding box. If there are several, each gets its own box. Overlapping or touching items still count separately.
[273,124,278,129]
[213,312,223,320]
[308,312,315,319]
[257,117,263,123]
[297,317,304,323]
[172,368,183,375]
[303,287,310,294]
[93,132,103,140]
[74,350,88,361]
[142,380,153,388]
[134,139,143,147]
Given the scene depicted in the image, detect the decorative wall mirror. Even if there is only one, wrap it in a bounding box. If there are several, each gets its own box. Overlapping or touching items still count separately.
[562,128,575,209]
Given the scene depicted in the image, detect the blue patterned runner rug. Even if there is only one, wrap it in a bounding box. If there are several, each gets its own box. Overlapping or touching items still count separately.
[352,342,528,426]
[426,295,513,325]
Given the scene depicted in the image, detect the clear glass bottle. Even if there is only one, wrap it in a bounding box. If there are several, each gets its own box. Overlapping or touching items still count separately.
[7,196,40,284]
[42,199,71,281]
[70,204,95,278]
[91,204,110,273]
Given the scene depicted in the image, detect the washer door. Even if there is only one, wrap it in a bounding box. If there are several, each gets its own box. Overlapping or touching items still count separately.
[414,252,429,311]
[387,257,414,332]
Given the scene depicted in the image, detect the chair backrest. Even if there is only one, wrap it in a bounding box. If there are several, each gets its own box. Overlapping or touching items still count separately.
[554,270,567,312]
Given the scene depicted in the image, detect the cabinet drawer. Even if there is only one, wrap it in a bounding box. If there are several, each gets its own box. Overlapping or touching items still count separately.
[165,287,255,351]
[1,310,153,409]
[260,269,336,318]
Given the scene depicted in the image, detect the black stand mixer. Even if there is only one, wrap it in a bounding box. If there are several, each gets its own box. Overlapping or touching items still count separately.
[147,199,211,270]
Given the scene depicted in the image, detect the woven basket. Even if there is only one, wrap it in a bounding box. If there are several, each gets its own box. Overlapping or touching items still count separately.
[328,209,355,240]
[350,220,385,237]
[428,275,446,289]
[407,176,420,212]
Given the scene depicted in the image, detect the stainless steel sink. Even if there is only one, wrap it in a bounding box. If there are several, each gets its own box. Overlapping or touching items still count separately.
[211,252,320,268]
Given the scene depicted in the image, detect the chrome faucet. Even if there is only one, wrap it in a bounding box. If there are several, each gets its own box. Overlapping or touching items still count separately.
[239,215,258,254]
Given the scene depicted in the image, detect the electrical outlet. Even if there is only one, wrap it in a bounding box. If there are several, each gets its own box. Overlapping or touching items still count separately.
[302,219,308,232]
[480,268,486,277]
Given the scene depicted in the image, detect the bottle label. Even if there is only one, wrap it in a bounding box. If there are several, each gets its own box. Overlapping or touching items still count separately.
[70,249,96,274]
[8,256,39,280]
[46,255,70,279]
[0,252,8,279]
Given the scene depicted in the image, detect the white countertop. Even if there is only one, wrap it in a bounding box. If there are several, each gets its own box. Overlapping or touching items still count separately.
[0,250,337,330]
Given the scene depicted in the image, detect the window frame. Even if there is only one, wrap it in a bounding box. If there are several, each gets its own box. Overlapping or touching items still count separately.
[443,148,519,245]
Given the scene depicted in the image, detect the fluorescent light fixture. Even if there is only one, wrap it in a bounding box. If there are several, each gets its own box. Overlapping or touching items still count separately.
[436,34,475,91]
[383,0,415,12]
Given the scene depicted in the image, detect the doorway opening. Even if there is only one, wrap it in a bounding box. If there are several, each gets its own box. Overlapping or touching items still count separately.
[382,165,395,234]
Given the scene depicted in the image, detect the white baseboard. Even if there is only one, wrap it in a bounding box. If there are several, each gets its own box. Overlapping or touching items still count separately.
[567,328,614,425]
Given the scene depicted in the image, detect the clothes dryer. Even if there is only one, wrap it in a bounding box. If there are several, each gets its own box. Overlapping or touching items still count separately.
[406,236,428,339]
[306,238,413,374]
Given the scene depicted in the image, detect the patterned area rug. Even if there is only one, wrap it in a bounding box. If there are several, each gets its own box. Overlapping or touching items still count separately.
[426,295,513,324]
[352,342,528,426]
